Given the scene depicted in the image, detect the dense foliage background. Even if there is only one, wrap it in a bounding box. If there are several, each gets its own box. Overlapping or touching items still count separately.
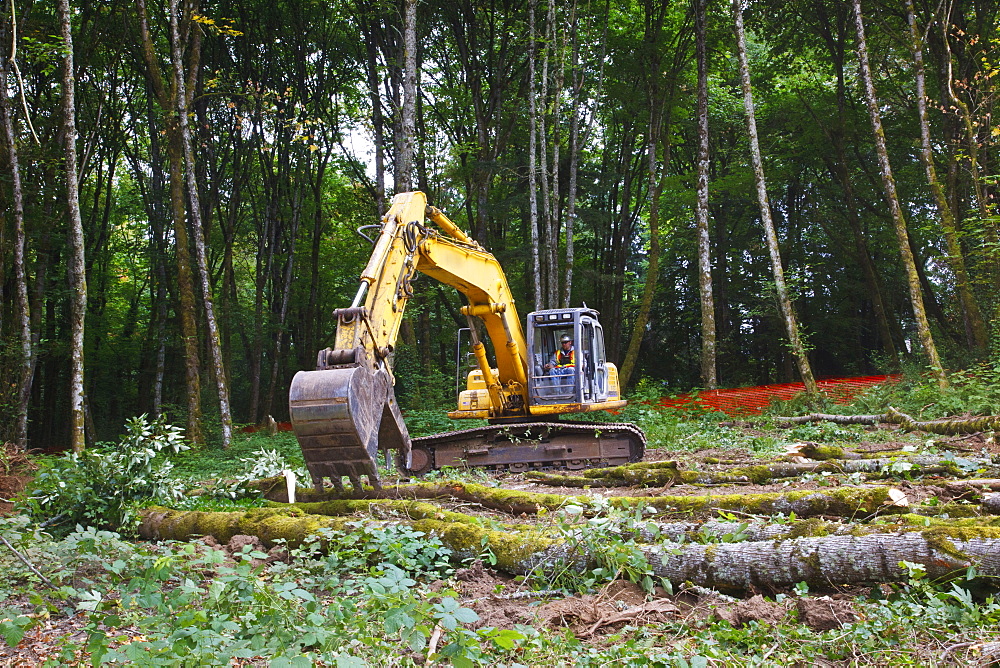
[0,0,998,447]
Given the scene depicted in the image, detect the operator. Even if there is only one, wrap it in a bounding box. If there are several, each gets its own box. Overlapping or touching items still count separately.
[544,335,575,376]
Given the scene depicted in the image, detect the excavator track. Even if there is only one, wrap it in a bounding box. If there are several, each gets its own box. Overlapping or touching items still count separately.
[398,421,646,475]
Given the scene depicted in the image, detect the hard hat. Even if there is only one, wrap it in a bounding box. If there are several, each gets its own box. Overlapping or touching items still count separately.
[560,335,572,343]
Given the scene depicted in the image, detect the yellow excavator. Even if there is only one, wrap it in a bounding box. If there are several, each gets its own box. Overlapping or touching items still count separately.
[289,192,645,491]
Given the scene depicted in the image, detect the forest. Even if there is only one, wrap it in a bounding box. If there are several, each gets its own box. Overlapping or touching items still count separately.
[1,0,999,451]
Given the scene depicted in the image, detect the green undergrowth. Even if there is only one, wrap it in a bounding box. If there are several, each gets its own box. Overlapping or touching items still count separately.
[2,509,999,666]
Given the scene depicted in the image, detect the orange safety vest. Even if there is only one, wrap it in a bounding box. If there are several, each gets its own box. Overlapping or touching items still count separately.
[555,347,575,368]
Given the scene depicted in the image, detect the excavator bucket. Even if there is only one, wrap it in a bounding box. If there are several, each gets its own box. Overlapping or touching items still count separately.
[289,365,411,492]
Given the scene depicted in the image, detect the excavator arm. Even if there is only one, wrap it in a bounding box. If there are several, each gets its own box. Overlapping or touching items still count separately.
[289,192,531,491]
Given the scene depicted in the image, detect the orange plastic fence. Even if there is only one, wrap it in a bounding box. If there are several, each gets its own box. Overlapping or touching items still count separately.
[657,374,901,417]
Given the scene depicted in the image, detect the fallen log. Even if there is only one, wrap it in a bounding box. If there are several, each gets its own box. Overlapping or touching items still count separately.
[137,506,1000,591]
[765,407,1000,436]
[525,457,969,488]
[261,478,909,519]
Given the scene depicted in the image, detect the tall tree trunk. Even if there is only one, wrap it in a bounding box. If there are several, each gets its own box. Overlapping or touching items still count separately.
[906,0,987,352]
[561,0,580,309]
[695,0,717,389]
[619,120,664,387]
[169,0,233,447]
[364,29,386,214]
[528,0,542,311]
[546,0,565,309]
[58,0,87,452]
[264,178,303,417]
[0,12,33,448]
[135,0,203,444]
[397,0,416,193]
[852,0,947,388]
[733,0,817,394]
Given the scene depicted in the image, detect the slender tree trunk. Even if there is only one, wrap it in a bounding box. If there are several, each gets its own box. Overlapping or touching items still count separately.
[0,46,32,448]
[940,1,1000,328]
[853,0,947,388]
[528,0,542,311]
[546,0,565,309]
[538,0,553,306]
[906,0,987,351]
[135,0,203,444]
[0,13,33,448]
[619,123,664,387]
[695,0,717,389]
[365,34,386,214]
[398,0,416,193]
[58,0,87,453]
[561,0,580,309]
[169,0,232,447]
[264,179,303,417]
[733,0,817,394]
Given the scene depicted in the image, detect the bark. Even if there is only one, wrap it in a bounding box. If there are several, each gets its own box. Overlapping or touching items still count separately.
[906,0,987,351]
[527,0,542,311]
[397,0,416,193]
[138,506,1000,590]
[169,0,232,447]
[695,0,717,389]
[733,0,817,394]
[58,0,87,453]
[0,17,33,449]
[852,0,947,388]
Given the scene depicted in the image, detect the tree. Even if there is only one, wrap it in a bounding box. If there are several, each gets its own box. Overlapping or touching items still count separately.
[168,0,233,447]
[853,0,947,388]
[733,0,817,394]
[58,0,87,452]
[397,0,416,192]
[695,0,717,389]
[135,0,204,444]
[906,0,987,352]
[0,1,33,448]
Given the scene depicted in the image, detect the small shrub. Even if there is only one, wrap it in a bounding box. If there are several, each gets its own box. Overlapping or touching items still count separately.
[20,414,188,534]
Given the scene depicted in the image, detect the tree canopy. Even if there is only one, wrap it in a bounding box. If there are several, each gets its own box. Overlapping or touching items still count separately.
[1,0,998,447]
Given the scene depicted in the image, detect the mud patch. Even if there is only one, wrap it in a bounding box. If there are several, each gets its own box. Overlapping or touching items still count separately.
[713,594,791,627]
[796,597,857,630]
[537,580,680,637]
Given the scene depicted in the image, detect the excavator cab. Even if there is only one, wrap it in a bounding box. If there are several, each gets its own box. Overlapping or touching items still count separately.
[526,308,615,407]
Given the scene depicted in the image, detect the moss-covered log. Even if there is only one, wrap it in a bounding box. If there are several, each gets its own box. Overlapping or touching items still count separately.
[261,478,910,519]
[525,457,968,488]
[649,527,1000,590]
[256,479,587,515]
[138,507,1000,590]
[764,407,1000,436]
